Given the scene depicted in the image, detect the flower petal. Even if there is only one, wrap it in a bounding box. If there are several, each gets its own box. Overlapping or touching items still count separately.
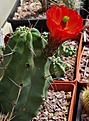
[46,5,84,46]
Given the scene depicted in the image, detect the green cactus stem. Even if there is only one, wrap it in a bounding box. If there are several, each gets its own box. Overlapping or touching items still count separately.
[81,86,89,114]
[0,26,53,120]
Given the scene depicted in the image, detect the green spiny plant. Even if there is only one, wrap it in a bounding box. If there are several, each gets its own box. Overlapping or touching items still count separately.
[59,0,83,9]
[0,26,53,120]
[81,86,89,115]
[39,0,83,11]
[0,26,72,120]
[49,56,71,78]
[58,42,76,57]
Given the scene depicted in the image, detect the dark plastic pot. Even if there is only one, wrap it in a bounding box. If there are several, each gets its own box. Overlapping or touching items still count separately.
[7,0,48,32]
[80,0,88,20]
[75,84,88,121]
[76,92,83,121]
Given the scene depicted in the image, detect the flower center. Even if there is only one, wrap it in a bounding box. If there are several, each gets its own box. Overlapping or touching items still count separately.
[62,16,69,22]
[60,16,69,29]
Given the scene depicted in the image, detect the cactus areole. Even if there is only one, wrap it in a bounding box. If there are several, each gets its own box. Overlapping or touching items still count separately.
[0,5,84,121]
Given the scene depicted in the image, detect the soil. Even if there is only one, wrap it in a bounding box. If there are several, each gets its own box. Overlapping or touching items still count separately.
[13,0,46,19]
[12,0,83,20]
[13,0,59,20]
[79,46,89,82]
[31,89,72,121]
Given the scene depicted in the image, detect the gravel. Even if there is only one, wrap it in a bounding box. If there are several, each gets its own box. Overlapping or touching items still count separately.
[56,39,79,81]
[31,90,72,121]
[79,46,89,82]
[13,0,46,20]
[12,0,62,20]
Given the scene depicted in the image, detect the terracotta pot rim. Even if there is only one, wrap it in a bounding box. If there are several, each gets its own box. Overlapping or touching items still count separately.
[49,82,77,121]
[77,44,89,85]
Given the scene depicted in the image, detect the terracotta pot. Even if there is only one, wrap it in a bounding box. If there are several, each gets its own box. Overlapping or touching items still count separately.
[53,77,78,85]
[53,33,83,84]
[32,82,77,121]
[76,44,89,86]
[31,82,77,121]
[48,82,77,121]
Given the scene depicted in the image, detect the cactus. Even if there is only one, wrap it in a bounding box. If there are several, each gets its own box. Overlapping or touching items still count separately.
[0,26,71,120]
[60,0,83,9]
[81,86,89,114]
[0,26,53,120]
[39,0,83,12]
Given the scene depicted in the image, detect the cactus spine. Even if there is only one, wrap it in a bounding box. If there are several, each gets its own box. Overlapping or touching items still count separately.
[81,86,89,114]
[0,26,53,120]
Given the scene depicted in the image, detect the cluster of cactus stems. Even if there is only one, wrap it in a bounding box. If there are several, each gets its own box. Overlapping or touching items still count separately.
[81,86,89,115]
[60,0,83,9]
[39,0,83,11]
[0,26,59,120]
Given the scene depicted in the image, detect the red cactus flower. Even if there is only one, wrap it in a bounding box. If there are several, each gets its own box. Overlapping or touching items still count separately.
[46,5,84,45]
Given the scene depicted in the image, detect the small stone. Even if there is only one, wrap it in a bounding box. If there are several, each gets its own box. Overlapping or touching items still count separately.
[52,116,59,120]
[59,111,63,116]
[66,92,71,101]
[44,111,48,116]
[48,113,53,119]
[52,99,56,103]
[40,117,48,120]
[31,90,70,121]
